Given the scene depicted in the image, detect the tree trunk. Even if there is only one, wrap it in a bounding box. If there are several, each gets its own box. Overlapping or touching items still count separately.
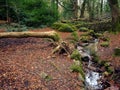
[73,0,78,19]
[108,0,120,30]
[80,0,87,18]
[0,31,60,41]
[100,0,103,15]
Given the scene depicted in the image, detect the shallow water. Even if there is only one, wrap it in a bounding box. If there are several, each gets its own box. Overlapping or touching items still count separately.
[77,39,103,90]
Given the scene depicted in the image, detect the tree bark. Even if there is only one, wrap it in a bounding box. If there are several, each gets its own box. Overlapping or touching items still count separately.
[73,0,78,19]
[100,0,103,15]
[80,0,87,18]
[108,0,120,30]
[0,31,60,41]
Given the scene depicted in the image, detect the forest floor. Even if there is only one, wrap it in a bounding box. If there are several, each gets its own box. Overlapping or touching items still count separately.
[0,27,120,90]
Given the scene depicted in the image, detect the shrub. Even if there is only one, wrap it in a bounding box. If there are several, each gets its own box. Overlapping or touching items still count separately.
[100,41,109,47]
[23,0,59,27]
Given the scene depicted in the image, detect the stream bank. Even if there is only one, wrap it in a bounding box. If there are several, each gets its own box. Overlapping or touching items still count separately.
[76,38,115,90]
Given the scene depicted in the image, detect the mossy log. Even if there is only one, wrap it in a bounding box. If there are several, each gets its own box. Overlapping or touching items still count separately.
[0,31,60,41]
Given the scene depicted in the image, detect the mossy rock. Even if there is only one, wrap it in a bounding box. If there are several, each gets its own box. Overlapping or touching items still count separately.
[70,49,81,60]
[80,35,92,43]
[114,47,120,56]
[52,22,63,30]
[79,27,89,32]
[100,41,109,47]
[87,30,95,36]
[52,22,77,32]
[100,36,110,41]
[94,33,103,38]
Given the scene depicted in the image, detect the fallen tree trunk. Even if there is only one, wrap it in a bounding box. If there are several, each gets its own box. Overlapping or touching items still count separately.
[0,31,60,41]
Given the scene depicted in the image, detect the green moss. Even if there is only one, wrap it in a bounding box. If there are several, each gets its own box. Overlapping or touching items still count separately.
[80,35,92,43]
[87,30,95,36]
[52,22,63,29]
[114,23,120,32]
[53,33,60,42]
[91,52,100,63]
[100,36,110,41]
[100,41,109,47]
[70,49,81,60]
[52,22,77,32]
[79,27,89,32]
[114,47,120,56]
[71,31,79,42]
[94,33,103,38]
[106,66,114,74]
[70,64,85,79]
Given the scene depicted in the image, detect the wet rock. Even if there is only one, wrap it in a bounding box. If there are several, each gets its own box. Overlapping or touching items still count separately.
[81,56,90,62]
[78,50,91,61]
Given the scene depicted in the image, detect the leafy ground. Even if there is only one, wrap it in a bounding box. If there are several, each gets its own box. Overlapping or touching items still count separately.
[0,27,120,89]
[0,28,83,90]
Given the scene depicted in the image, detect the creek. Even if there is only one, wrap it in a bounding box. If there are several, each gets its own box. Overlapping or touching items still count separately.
[77,39,103,90]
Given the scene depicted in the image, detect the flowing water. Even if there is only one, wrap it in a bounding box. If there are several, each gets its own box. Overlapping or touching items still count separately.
[77,39,103,90]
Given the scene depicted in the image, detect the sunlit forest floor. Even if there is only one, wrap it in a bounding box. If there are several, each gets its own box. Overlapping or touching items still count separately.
[0,27,120,89]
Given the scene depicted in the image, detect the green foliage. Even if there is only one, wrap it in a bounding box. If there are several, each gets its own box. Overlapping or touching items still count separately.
[100,41,109,47]
[52,22,77,32]
[114,47,120,56]
[70,64,85,79]
[0,0,59,27]
[62,0,75,19]
[71,31,79,42]
[6,24,28,32]
[70,49,81,60]
[23,0,59,27]
[91,51,100,63]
